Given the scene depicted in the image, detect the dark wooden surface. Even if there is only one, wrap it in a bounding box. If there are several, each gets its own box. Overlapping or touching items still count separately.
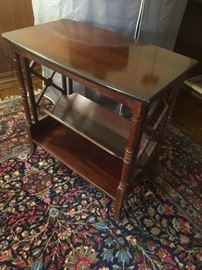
[33,117,123,198]
[32,116,157,199]
[2,19,197,102]
[44,93,131,159]
[0,0,33,74]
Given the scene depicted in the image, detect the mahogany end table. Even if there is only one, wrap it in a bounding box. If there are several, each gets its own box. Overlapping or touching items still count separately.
[2,19,197,220]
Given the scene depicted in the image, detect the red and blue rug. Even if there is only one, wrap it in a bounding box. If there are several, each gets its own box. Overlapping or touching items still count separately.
[0,98,202,269]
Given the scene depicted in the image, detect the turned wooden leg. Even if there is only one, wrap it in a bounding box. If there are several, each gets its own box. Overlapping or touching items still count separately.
[23,57,38,123]
[114,103,146,220]
[14,53,36,158]
[114,149,133,220]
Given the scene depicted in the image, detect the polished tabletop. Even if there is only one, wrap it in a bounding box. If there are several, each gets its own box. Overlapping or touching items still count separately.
[2,19,197,102]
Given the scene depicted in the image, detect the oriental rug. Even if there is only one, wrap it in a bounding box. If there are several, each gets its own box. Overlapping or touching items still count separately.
[0,97,53,162]
[0,98,202,270]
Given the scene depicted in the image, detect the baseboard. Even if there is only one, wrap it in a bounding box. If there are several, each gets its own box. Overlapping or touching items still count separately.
[0,70,17,89]
[0,66,42,90]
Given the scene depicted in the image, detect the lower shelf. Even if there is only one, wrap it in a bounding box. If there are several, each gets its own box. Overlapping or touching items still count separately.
[32,117,123,198]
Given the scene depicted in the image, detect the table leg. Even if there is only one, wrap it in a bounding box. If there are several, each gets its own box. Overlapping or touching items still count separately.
[114,103,146,220]
[14,53,36,158]
[23,57,38,123]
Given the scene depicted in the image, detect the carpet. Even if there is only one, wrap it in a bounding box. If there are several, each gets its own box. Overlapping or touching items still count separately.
[0,97,53,162]
[0,98,28,162]
[0,98,202,270]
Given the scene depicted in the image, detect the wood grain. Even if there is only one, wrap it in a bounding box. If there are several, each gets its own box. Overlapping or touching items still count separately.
[0,0,33,73]
[33,117,123,198]
[2,19,197,102]
[44,93,131,159]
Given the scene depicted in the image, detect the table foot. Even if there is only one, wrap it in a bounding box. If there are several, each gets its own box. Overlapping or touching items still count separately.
[27,142,37,160]
[113,186,126,220]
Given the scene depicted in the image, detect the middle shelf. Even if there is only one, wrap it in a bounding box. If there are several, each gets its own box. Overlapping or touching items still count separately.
[31,90,158,197]
[32,117,123,198]
[43,93,132,160]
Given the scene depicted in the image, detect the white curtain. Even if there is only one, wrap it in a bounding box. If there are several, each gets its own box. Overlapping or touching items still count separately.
[32,0,187,48]
[32,0,142,37]
[31,0,187,106]
[139,0,187,49]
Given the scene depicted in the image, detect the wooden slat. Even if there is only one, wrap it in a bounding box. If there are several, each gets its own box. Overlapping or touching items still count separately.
[138,140,157,167]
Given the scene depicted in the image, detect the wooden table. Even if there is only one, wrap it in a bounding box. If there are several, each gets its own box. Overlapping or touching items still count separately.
[2,19,197,220]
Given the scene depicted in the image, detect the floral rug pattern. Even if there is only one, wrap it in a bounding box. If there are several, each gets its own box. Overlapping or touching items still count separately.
[0,97,53,162]
[0,98,28,162]
[0,98,202,269]
[157,126,202,231]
